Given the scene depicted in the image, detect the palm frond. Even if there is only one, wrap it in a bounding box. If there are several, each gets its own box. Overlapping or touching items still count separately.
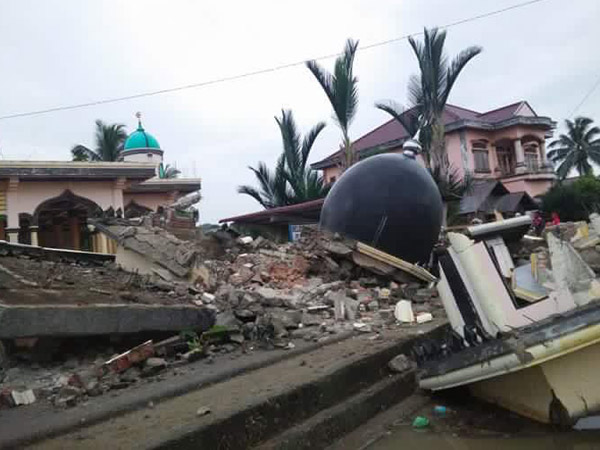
[374,101,420,137]
[301,122,326,169]
[237,185,270,209]
[92,120,128,161]
[443,45,483,105]
[430,164,473,201]
[306,38,359,168]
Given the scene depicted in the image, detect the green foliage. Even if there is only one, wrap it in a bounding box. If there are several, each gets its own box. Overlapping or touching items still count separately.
[159,163,181,179]
[306,39,359,169]
[180,330,202,352]
[238,110,328,208]
[71,120,128,162]
[375,28,481,170]
[547,117,600,179]
[542,176,600,221]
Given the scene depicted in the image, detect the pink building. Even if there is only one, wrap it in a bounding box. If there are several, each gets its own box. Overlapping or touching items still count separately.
[311,101,556,199]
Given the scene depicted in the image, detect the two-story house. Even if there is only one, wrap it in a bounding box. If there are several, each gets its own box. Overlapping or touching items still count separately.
[311,101,556,199]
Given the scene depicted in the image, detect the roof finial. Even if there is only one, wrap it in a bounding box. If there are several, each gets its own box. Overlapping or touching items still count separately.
[135,111,143,130]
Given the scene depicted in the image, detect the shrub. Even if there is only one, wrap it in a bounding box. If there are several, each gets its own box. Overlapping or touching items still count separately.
[542,176,600,221]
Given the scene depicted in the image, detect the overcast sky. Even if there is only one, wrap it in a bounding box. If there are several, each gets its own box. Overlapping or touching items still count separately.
[0,0,598,222]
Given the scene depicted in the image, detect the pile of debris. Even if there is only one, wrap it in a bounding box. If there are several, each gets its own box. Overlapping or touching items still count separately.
[0,220,444,410]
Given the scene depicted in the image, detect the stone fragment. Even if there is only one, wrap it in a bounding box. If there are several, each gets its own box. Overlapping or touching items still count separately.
[202,293,216,304]
[416,312,433,324]
[234,309,257,323]
[10,389,36,406]
[196,406,212,416]
[388,354,416,373]
[142,357,167,377]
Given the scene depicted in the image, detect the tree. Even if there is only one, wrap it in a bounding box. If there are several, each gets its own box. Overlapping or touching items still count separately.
[430,164,473,226]
[306,39,359,170]
[159,163,181,179]
[542,175,600,221]
[376,28,481,173]
[238,110,327,208]
[71,120,127,161]
[547,117,600,179]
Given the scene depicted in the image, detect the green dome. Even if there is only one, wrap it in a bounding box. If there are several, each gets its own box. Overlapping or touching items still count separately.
[124,121,161,151]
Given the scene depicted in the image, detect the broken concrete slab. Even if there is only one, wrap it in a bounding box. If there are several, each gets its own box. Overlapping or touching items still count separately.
[547,233,600,306]
[0,304,215,338]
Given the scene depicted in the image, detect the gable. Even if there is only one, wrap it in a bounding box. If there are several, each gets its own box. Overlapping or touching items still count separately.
[514,102,537,117]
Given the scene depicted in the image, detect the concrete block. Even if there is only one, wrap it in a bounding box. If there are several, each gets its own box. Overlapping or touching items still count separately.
[0,304,215,338]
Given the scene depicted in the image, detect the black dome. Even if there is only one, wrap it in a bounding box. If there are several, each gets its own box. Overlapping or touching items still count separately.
[320,153,443,264]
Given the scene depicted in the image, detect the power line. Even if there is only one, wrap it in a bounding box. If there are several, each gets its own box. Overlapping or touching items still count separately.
[569,73,600,117]
[0,0,548,121]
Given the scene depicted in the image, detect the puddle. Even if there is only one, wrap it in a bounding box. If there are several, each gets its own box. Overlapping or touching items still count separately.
[367,426,600,450]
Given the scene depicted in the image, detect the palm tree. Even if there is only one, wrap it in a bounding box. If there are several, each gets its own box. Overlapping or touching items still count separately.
[276,110,327,201]
[548,117,600,179]
[306,39,359,170]
[238,156,292,209]
[159,163,181,179]
[71,120,127,161]
[238,110,327,208]
[376,28,481,173]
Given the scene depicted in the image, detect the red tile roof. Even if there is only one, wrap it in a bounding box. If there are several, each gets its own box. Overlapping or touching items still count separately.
[312,101,541,169]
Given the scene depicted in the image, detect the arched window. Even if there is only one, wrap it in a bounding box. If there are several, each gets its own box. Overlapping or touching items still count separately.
[472,141,490,173]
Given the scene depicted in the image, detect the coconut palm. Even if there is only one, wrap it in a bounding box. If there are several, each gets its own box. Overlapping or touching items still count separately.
[159,163,181,179]
[547,117,600,180]
[376,28,481,172]
[238,110,327,208]
[71,120,128,162]
[306,39,359,170]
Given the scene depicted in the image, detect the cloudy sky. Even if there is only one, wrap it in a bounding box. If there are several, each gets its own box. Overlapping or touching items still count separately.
[0,0,598,222]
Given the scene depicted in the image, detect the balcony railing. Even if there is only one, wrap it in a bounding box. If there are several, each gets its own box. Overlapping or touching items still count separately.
[496,162,554,178]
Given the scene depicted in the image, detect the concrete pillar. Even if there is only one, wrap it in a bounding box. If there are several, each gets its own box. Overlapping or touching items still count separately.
[30,226,39,246]
[6,177,20,230]
[539,139,548,166]
[6,228,18,243]
[97,232,109,254]
[490,143,500,174]
[514,138,526,174]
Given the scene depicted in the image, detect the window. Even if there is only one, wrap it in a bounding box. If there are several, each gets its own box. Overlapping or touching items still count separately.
[472,141,490,172]
[524,146,539,172]
[329,176,337,183]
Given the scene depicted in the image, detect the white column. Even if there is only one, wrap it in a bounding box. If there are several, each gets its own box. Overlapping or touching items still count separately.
[6,177,19,242]
[30,226,39,246]
[514,138,526,174]
[539,140,548,166]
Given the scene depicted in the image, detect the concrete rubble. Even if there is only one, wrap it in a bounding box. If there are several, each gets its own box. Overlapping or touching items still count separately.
[0,219,444,411]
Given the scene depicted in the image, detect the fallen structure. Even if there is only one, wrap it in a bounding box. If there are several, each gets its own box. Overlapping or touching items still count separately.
[0,217,442,412]
[418,215,600,428]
